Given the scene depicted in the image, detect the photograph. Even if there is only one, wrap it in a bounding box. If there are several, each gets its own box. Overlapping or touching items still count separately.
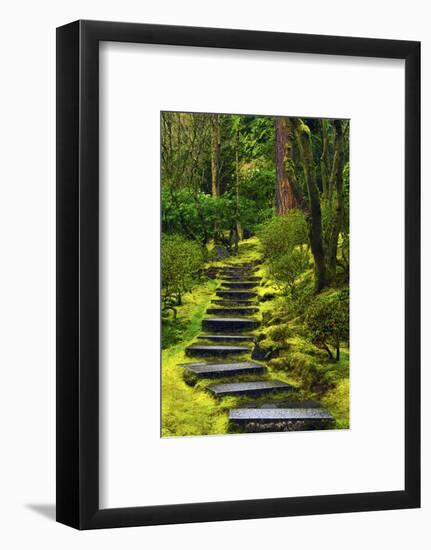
[161,111,350,437]
[0,0,422,541]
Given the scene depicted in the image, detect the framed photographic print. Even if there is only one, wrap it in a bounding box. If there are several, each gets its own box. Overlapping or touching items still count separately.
[56,20,420,529]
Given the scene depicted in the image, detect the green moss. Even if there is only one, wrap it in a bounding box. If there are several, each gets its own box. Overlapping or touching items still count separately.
[162,278,217,349]
[162,236,350,436]
[298,121,312,138]
[321,377,350,429]
[161,278,230,437]
[161,347,230,437]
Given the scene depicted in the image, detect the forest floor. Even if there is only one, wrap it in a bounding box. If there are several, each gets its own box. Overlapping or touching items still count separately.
[161,237,349,437]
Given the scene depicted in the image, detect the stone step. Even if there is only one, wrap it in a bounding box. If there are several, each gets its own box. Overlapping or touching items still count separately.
[216,290,257,300]
[222,277,262,283]
[179,360,241,367]
[229,408,334,431]
[206,380,294,397]
[197,334,255,342]
[202,317,259,332]
[184,361,266,377]
[212,299,258,307]
[185,344,249,357]
[223,274,261,280]
[221,281,258,289]
[222,268,257,274]
[229,408,333,421]
[222,262,256,269]
[221,265,257,272]
[206,307,259,316]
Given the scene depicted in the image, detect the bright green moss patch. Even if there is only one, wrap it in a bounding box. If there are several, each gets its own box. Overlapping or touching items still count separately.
[161,347,229,437]
[161,279,217,349]
[321,377,350,429]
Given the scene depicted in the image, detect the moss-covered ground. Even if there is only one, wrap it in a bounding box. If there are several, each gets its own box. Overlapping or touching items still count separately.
[161,237,349,437]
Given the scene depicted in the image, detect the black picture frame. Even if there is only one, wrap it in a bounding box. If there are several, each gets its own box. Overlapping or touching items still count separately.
[56,20,420,530]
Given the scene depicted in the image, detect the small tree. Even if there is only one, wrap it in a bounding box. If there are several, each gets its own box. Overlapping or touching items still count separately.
[269,248,310,297]
[259,210,309,296]
[161,234,203,317]
[305,289,349,361]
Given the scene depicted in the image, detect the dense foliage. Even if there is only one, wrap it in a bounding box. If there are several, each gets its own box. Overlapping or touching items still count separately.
[259,211,309,295]
[305,289,349,361]
[161,234,204,317]
[162,187,266,250]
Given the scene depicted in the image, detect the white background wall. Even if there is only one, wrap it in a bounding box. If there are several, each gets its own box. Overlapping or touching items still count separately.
[0,1,427,548]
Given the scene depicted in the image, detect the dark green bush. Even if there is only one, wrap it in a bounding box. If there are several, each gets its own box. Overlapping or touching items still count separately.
[305,289,349,361]
[161,234,204,316]
[161,187,265,249]
[259,211,310,294]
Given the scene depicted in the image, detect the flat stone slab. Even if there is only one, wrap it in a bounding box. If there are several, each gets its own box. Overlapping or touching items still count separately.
[206,307,259,316]
[223,274,262,282]
[222,269,257,275]
[207,380,293,397]
[186,344,249,357]
[229,408,333,421]
[202,317,259,332]
[221,281,258,289]
[222,265,257,271]
[198,334,255,342]
[185,361,266,377]
[179,360,245,367]
[212,299,258,306]
[236,399,323,409]
[223,262,256,269]
[216,290,257,300]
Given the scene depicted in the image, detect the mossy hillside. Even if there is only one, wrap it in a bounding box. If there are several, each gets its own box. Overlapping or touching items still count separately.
[162,239,264,437]
[162,236,349,435]
[246,234,349,429]
[162,238,301,437]
[162,278,218,349]
[254,286,349,428]
[161,278,226,437]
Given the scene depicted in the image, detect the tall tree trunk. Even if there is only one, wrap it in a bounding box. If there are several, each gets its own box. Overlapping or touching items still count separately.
[320,119,330,198]
[327,120,345,283]
[210,114,220,197]
[235,124,243,245]
[275,117,298,214]
[293,119,327,291]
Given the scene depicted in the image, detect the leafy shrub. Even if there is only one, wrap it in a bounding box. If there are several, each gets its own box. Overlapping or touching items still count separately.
[259,211,310,295]
[161,234,204,316]
[162,187,264,248]
[259,210,308,256]
[305,289,349,361]
[267,324,289,342]
[162,187,217,248]
[239,165,275,215]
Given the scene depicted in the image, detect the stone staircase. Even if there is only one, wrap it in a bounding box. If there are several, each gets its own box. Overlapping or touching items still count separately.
[181,261,334,433]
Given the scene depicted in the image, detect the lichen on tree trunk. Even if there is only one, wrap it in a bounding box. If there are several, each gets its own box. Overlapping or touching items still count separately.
[293,118,327,292]
[327,120,345,283]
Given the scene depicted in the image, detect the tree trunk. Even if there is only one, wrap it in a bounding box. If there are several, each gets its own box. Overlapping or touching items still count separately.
[235,125,243,244]
[293,119,327,291]
[327,120,345,283]
[323,343,334,360]
[275,117,298,214]
[210,114,220,197]
[320,119,330,198]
